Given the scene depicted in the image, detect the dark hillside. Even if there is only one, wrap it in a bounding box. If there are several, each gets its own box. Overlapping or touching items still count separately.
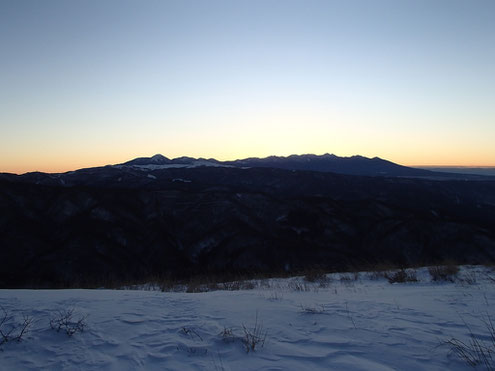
[1,167,494,287]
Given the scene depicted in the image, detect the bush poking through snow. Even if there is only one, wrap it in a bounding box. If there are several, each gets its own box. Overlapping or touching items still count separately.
[287,281,311,292]
[0,307,33,348]
[429,265,459,282]
[386,269,418,284]
[340,272,359,285]
[445,315,495,370]
[50,308,87,337]
[185,280,204,293]
[219,327,236,343]
[185,279,256,293]
[221,280,256,291]
[242,313,267,353]
[304,269,327,283]
[368,270,387,280]
[459,271,478,286]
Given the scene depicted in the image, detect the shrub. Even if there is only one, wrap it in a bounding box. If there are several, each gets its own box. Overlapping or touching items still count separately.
[186,280,204,293]
[219,327,235,343]
[368,270,387,280]
[304,269,327,283]
[386,269,418,284]
[224,281,256,291]
[429,265,459,282]
[50,308,87,337]
[459,271,477,285]
[288,281,310,292]
[242,313,267,353]
[0,307,33,348]
[340,272,359,284]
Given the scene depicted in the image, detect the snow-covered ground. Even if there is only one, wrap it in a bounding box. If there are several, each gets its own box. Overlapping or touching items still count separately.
[115,160,234,171]
[1,266,494,370]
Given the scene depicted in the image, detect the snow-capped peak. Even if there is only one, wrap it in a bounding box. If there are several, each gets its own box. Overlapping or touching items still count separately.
[150,154,168,163]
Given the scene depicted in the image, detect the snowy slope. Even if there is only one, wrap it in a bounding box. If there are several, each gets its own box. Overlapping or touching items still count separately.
[0,266,494,370]
[117,160,233,171]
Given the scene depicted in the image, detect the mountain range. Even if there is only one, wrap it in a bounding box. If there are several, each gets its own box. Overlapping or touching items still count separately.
[1,153,492,186]
[123,153,492,178]
[1,153,494,287]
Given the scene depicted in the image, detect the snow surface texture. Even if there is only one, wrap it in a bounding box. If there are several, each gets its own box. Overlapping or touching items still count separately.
[0,266,494,370]
[116,160,234,171]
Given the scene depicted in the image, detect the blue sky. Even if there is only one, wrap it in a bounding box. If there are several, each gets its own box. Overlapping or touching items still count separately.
[1,0,494,173]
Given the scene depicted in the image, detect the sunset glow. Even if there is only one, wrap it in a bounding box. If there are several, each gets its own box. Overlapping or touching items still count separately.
[1,0,494,174]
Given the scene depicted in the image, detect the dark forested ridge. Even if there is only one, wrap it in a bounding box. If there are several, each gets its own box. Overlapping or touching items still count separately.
[1,159,495,287]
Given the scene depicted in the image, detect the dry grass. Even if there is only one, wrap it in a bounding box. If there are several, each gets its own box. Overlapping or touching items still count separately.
[219,327,236,343]
[242,312,267,353]
[429,264,460,282]
[287,281,311,292]
[304,269,328,283]
[0,307,33,348]
[340,272,359,286]
[446,315,495,370]
[386,269,418,284]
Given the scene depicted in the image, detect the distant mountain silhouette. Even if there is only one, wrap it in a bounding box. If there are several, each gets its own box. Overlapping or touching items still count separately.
[117,153,492,180]
[225,154,431,177]
[0,153,492,190]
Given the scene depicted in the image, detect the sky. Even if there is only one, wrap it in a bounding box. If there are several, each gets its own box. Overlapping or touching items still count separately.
[1,0,494,174]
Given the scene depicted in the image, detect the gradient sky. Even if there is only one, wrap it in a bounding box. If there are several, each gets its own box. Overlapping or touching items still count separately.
[1,0,494,173]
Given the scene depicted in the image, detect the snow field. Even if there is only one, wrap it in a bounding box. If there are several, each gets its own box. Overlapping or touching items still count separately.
[0,266,494,370]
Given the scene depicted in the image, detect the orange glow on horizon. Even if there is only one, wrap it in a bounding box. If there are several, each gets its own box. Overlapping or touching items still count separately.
[2,151,494,175]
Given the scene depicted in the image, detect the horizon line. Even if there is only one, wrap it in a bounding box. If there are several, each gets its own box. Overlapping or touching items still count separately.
[2,152,495,175]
